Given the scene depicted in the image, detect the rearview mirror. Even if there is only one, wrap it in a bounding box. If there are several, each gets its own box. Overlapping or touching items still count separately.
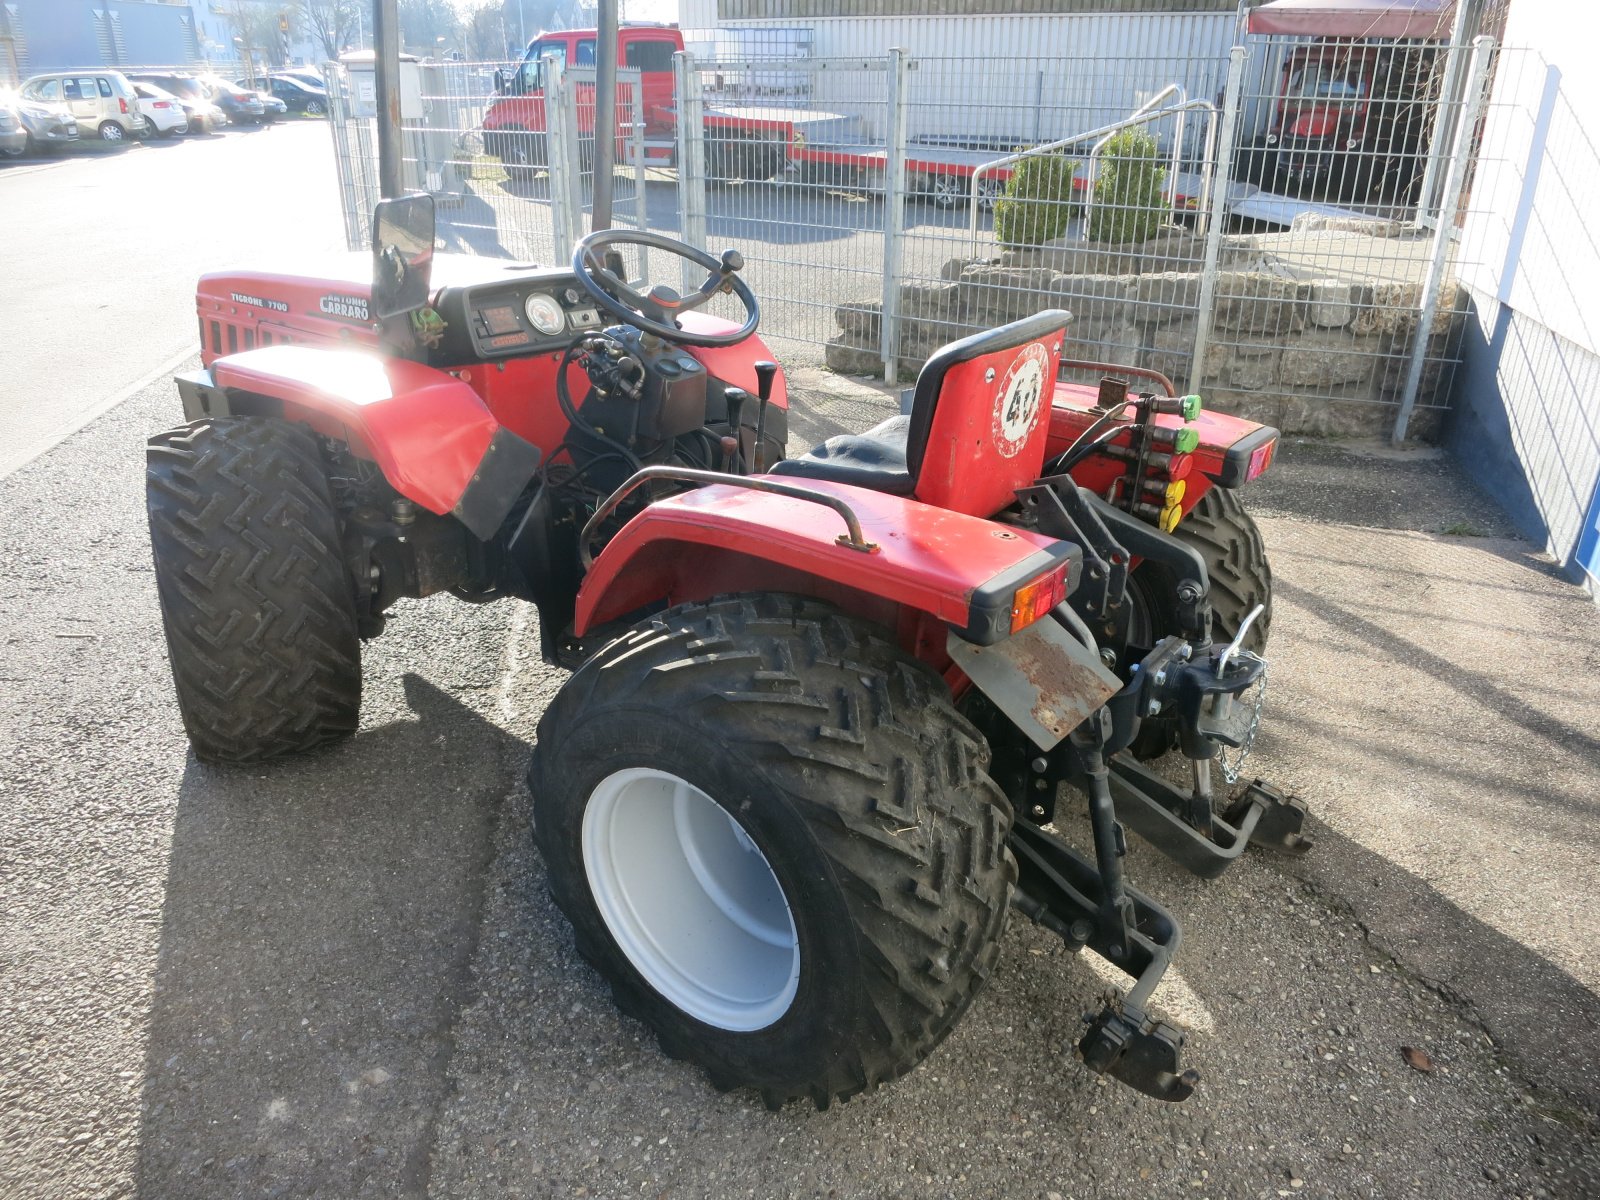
[371,193,435,319]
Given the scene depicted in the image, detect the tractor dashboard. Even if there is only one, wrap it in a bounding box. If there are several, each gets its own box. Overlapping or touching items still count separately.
[432,273,604,363]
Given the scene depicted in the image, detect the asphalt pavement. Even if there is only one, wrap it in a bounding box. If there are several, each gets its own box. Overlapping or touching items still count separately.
[0,121,346,478]
[1,125,1598,1199]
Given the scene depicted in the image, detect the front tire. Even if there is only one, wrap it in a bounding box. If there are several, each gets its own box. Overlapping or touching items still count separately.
[529,595,1015,1109]
[146,417,362,763]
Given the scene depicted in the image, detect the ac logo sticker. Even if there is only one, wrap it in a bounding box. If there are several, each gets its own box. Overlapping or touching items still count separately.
[992,342,1050,458]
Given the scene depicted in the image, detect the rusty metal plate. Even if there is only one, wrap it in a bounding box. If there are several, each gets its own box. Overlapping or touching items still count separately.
[947,618,1122,751]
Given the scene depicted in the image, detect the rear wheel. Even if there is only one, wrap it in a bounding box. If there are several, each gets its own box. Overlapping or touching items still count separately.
[99,121,125,143]
[146,417,362,763]
[529,594,1015,1109]
[498,125,544,182]
[305,98,326,117]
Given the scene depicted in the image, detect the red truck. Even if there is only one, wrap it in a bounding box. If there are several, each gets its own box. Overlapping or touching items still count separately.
[482,24,861,183]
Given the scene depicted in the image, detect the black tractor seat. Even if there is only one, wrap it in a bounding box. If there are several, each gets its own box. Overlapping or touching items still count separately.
[771,414,913,494]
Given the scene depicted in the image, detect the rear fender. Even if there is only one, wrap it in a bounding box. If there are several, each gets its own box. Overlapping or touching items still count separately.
[194,346,541,540]
[1048,379,1279,513]
[573,477,1081,648]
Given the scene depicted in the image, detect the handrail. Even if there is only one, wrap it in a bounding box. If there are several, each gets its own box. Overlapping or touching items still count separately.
[1082,98,1218,243]
[1058,359,1177,397]
[965,86,1216,252]
[579,466,879,569]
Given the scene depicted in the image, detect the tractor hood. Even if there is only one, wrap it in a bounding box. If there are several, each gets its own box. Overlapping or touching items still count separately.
[195,252,546,361]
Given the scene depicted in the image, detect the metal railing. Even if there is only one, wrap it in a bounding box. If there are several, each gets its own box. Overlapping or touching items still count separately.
[317,30,1518,443]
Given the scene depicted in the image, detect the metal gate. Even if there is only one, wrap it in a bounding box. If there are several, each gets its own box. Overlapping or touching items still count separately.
[323,58,651,275]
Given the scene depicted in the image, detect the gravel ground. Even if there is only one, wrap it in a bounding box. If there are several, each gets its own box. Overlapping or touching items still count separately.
[0,368,1596,1199]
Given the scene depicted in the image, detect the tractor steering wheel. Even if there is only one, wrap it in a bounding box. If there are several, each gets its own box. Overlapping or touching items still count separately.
[572,228,760,348]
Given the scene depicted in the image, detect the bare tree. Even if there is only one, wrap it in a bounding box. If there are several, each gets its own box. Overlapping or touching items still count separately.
[463,3,510,61]
[303,0,360,60]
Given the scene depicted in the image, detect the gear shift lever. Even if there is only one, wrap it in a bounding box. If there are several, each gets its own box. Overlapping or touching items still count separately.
[752,361,779,473]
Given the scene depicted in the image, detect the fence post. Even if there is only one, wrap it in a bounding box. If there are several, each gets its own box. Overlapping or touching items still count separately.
[674,51,707,297]
[546,59,582,261]
[1191,46,1247,392]
[1414,0,1478,229]
[879,49,910,386]
[631,75,648,221]
[1393,36,1494,444]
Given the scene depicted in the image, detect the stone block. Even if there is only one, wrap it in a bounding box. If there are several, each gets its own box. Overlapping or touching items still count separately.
[1277,329,1375,390]
[825,339,884,376]
[1046,273,1135,328]
[1220,348,1280,391]
[1213,271,1304,335]
[836,300,881,338]
[1307,279,1357,328]
[958,264,1062,323]
[898,280,961,320]
[1133,272,1203,325]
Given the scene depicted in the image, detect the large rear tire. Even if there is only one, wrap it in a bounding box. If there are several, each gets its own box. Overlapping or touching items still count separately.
[146,417,362,763]
[1175,485,1272,653]
[529,594,1015,1110]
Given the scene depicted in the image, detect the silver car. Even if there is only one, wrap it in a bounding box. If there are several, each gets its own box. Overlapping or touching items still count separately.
[0,92,27,157]
[0,89,79,154]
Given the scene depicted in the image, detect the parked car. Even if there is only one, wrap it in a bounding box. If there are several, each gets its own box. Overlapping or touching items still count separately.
[19,70,145,142]
[0,92,27,157]
[278,68,328,91]
[196,75,267,125]
[126,72,227,133]
[132,82,189,138]
[256,73,328,116]
[3,89,81,153]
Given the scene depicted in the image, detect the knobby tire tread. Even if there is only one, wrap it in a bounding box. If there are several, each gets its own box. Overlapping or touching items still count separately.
[529,594,1015,1110]
[146,417,361,763]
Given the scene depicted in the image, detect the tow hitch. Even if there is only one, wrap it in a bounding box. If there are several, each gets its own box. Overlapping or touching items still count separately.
[987,602,1312,1102]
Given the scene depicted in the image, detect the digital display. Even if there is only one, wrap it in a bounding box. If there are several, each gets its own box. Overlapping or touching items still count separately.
[481,304,521,335]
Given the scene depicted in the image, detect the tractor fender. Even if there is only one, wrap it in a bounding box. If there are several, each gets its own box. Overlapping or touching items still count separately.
[573,477,1081,647]
[195,346,541,541]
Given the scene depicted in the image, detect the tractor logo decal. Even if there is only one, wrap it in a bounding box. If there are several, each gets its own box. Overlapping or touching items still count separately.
[992,342,1049,459]
[318,294,371,323]
[230,291,288,313]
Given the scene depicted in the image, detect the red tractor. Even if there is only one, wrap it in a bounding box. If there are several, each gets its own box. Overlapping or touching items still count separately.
[146,192,1306,1109]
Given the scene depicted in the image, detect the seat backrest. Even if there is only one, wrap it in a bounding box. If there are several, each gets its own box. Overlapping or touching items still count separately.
[905,310,1070,517]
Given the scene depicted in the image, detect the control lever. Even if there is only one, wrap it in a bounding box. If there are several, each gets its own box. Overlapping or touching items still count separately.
[723,386,749,474]
[752,361,778,472]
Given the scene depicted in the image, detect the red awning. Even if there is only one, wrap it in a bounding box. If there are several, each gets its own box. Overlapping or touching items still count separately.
[1247,0,1455,39]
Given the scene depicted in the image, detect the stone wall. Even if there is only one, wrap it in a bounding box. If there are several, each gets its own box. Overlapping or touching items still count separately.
[826,226,1465,440]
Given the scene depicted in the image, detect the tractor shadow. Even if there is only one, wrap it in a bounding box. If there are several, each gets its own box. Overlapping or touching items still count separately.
[132,674,525,1199]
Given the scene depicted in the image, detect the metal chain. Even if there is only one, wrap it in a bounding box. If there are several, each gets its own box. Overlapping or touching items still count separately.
[1217,652,1269,785]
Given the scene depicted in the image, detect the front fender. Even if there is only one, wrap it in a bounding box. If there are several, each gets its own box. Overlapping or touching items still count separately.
[198,346,540,540]
[574,477,1081,646]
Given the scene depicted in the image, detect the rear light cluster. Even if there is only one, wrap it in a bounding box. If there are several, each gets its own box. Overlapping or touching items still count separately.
[118,97,128,114]
[1010,562,1070,633]
[1246,437,1277,482]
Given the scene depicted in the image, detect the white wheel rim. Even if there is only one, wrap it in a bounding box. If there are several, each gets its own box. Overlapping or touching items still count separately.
[582,768,800,1031]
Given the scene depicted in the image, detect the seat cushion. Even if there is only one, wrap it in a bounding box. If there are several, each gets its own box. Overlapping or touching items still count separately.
[768,415,914,494]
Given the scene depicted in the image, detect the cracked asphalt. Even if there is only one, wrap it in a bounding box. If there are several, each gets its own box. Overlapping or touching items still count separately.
[3,128,1599,1200]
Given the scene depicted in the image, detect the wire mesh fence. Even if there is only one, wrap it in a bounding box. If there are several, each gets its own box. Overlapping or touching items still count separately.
[318,24,1523,440]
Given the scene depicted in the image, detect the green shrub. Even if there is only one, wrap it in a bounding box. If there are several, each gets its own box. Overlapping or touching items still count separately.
[993,153,1077,248]
[1088,128,1167,245]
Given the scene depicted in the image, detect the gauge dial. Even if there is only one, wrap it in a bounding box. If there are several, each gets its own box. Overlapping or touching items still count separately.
[524,292,565,336]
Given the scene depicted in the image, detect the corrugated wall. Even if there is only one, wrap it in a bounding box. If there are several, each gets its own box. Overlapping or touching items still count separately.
[1449,11,1600,587]
[681,12,1244,143]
